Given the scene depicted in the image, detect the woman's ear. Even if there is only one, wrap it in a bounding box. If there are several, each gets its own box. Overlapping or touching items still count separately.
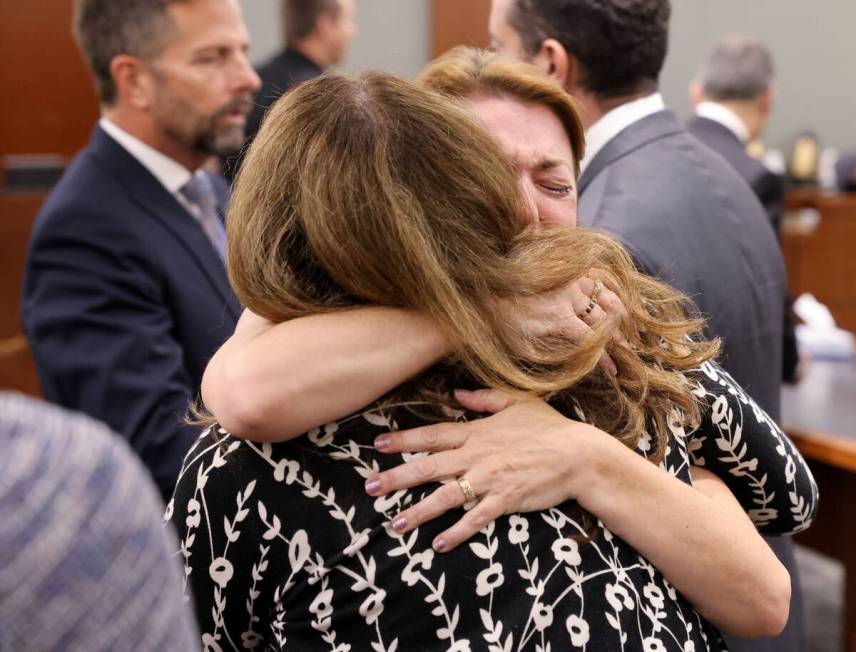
[532,38,576,90]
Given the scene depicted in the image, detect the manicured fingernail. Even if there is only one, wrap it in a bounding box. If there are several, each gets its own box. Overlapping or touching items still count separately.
[609,361,618,376]
[392,517,408,531]
[433,538,447,552]
[374,436,390,450]
[453,389,474,400]
[365,479,381,494]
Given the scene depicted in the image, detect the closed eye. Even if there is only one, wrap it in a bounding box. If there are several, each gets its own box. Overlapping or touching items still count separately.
[543,184,574,196]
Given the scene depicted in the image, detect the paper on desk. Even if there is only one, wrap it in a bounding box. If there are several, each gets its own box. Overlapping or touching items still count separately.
[793,293,855,360]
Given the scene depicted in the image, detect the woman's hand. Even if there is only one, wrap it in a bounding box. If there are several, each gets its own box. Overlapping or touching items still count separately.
[497,271,628,375]
[364,388,599,552]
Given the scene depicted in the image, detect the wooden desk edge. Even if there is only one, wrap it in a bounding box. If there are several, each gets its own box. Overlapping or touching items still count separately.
[783,423,856,472]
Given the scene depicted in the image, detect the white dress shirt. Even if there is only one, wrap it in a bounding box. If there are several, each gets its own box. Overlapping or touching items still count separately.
[98,117,202,219]
[580,93,666,173]
[694,101,750,144]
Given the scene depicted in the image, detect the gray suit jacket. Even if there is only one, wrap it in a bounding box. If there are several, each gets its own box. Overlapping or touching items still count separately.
[579,110,786,422]
[579,110,801,652]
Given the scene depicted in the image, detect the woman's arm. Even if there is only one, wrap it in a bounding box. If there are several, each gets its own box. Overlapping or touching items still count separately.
[687,361,819,535]
[365,390,790,639]
[203,275,625,441]
[202,307,448,441]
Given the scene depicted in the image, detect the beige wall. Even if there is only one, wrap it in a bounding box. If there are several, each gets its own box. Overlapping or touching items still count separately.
[242,0,856,151]
[240,0,430,79]
[652,0,856,151]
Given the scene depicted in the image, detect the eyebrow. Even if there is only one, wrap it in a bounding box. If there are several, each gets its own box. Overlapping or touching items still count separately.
[534,158,574,174]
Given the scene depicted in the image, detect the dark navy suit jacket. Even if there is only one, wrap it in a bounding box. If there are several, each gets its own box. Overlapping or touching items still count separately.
[22,126,241,499]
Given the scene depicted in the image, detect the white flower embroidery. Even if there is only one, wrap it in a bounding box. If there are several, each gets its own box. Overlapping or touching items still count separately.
[605,582,635,612]
[186,498,201,529]
[401,549,434,586]
[551,538,581,566]
[508,515,529,545]
[643,636,667,652]
[208,557,233,588]
[359,589,386,625]
[532,602,554,631]
[475,562,504,596]
[565,614,590,647]
[643,582,665,610]
[309,588,334,621]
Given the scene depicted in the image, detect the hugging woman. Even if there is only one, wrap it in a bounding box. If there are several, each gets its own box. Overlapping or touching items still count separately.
[170,54,816,651]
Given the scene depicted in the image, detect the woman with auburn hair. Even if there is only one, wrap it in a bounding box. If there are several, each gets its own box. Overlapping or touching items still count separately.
[202,47,814,547]
[171,67,811,651]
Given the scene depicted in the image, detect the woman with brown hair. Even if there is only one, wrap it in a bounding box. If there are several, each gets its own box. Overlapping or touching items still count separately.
[201,47,815,548]
[170,62,811,650]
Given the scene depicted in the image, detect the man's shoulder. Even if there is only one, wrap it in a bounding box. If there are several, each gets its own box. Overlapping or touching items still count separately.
[33,150,142,242]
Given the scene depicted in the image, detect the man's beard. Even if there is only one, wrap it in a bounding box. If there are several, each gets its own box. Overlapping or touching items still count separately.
[194,97,254,156]
[156,93,253,158]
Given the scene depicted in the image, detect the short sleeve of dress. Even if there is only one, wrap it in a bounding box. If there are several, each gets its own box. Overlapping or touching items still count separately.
[685,361,818,535]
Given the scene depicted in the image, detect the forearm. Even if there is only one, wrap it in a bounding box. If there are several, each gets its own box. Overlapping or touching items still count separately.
[203,307,449,441]
[576,432,790,638]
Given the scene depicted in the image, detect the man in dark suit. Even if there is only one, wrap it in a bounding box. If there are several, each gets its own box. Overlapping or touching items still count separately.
[688,36,802,383]
[22,0,260,499]
[244,0,357,143]
[688,36,784,233]
[488,1,802,650]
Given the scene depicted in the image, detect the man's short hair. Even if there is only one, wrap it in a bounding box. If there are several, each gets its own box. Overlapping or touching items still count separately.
[73,0,185,106]
[508,0,671,99]
[696,35,774,102]
[282,0,341,44]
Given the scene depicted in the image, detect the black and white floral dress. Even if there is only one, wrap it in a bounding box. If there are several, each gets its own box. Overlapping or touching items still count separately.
[168,361,817,651]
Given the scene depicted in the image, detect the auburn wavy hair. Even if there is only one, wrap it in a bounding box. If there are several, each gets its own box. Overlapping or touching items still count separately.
[227,64,718,462]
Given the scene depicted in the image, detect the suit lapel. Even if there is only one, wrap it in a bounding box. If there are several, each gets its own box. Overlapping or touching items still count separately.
[89,127,241,319]
[579,110,685,195]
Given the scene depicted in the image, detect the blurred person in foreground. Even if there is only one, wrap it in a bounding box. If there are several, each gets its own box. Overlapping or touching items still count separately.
[0,392,197,651]
[485,2,801,649]
[688,35,803,384]
[22,0,260,500]
[172,57,815,651]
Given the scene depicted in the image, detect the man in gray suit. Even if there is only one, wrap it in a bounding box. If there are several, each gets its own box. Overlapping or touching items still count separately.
[488,1,801,650]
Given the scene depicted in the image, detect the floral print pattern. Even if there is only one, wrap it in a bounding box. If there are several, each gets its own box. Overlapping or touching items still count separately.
[169,361,816,651]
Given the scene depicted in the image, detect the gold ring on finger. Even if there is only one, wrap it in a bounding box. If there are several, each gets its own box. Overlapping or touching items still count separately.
[456,476,478,503]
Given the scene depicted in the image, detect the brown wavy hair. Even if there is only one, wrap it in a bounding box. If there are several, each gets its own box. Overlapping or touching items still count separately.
[418,46,587,176]
[227,68,718,462]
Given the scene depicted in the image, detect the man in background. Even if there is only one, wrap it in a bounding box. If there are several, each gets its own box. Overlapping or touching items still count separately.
[22,0,260,500]
[487,1,802,650]
[688,36,784,233]
[243,0,357,144]
[688,35,802,383]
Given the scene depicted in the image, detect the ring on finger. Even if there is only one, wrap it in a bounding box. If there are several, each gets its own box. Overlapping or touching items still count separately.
[581,297,598,317]
[456,476,478,503]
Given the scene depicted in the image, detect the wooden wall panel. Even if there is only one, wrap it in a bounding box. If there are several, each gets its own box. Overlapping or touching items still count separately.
[781,192,856,334]
[0,1,99,160]
[431,0,491,59]
[0,193,45,395]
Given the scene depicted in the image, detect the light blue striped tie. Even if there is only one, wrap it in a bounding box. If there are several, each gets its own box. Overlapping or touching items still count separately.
[180,172,227,260]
